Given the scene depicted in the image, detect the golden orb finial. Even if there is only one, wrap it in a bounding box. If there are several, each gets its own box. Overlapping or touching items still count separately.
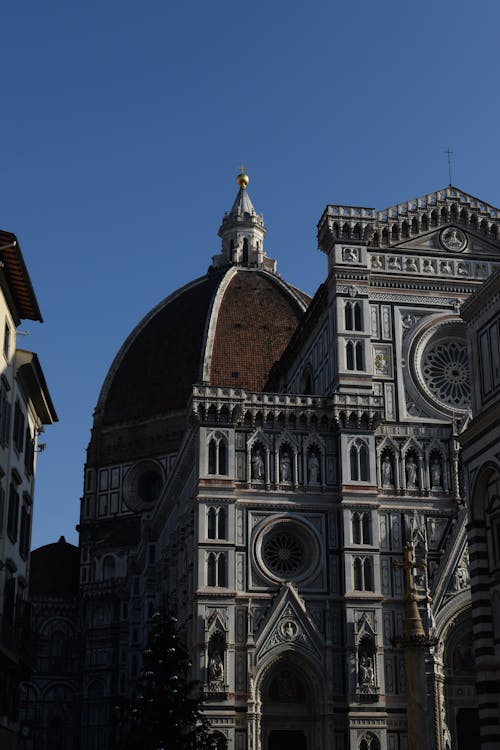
[236,165,249,190]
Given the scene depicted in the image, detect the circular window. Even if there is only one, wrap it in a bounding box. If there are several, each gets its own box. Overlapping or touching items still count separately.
[410,317,471,415]
[123,460,164,512]
[263,530,305,576]
[422,339,469,408]
[254,517,320,584]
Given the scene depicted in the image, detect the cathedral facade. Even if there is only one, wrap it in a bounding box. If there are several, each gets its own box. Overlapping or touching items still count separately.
[26,177,500,750]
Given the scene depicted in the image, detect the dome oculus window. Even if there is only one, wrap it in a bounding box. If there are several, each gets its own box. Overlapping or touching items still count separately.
[123,460,165,511]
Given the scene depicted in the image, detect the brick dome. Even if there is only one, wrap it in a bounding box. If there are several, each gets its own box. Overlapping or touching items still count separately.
[30,537,79,599]
[96,267,309,426]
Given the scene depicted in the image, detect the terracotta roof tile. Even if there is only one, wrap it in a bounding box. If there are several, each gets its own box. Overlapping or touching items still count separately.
[100,268,308,427]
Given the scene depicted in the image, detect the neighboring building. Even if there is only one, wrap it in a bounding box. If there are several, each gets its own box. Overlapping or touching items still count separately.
[20,536,80,750]
[460,267,500,750]
[28,178,500,750]
[0,230,57,749]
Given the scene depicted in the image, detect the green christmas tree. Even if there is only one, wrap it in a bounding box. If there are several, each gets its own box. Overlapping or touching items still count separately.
[123,607,211,750]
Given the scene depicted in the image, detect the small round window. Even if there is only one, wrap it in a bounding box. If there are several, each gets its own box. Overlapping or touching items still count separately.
[254,517,320,584]
[123,460,164,511]
[137,470,163,503]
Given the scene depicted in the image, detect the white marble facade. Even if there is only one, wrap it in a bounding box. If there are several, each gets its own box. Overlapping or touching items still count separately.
[76,185,500,750]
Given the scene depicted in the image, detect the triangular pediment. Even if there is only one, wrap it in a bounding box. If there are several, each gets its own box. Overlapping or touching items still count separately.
[254,583,323,665]
[386,225,500,256]
[319,185,500,261]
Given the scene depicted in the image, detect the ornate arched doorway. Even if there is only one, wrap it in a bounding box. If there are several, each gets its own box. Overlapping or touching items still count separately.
[258,655,323,750]
[443,613,480,750]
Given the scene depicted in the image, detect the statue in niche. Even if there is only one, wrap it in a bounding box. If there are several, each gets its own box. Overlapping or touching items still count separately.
[406,257,418,272]
[359,654,375,685]
[406,457,418,489]
[280,450,292,483]
[381,456,393,487]
[431,458,442,488]
[209,652,224,683]
[454,564,469,591]
[343,247,359,262]
[440,260,452,274]
[423,259,435,274]
[279,619,299,641]
[454,550,470,591]
[251,448,265,481]
[308,451,320,484]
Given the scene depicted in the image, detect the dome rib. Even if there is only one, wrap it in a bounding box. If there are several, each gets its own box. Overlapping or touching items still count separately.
[98,272,225,425]
[96,268,310,428]
[207,269,308,392]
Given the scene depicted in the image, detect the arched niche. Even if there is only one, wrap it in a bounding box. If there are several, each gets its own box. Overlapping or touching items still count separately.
[256,653,326,750]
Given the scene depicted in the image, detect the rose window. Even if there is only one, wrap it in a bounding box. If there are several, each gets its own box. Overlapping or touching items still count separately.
[422,339,470,408]
[263,531,304,576]
[254,517,321,584]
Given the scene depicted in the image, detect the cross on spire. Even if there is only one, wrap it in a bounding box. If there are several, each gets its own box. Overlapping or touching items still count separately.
[444,147,453,186]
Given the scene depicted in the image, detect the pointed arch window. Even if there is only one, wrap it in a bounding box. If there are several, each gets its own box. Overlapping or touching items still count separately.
[363,558,373,590]
[208,508,217,539]
[242,238,249,265]
[355,341,364,370]
[218,509,226,539]
[346,340,364,371]
[207,553,217,587]
[208,441,217,474]
[344,301,363,332]
[349,440,370,482]
[346,341,355,370]
[362,513,371,544]
[354,557,363,589]
[345,303,353,331]
[352,512,371,544]
[359,733,380,750]
[207,432,228,476]
[207,552,227,587]
[218,440,227,474]
[217,555,226,587]
[207,506,227,540]
[352,513,361,544]
[102,555,115,580]
[353,556,374,591]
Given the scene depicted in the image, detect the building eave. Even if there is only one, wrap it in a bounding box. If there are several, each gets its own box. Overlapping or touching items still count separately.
[15,349,58,424]
[0,230,43,322]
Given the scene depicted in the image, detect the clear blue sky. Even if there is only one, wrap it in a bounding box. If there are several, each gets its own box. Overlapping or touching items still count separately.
[1,1,498,549]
